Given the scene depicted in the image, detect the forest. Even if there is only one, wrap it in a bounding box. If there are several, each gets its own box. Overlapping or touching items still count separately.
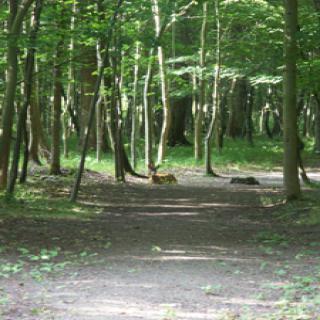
[0,0,320,319]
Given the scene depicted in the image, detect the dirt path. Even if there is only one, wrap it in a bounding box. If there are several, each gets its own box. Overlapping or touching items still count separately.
[0,171,320,319]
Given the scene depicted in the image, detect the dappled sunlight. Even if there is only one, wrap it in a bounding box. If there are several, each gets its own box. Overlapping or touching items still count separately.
[134,255,257,262]
[137,212,201,217]
[78,181,286,214]
[59,296,277,319]
[171,245,232,253]
[49,283,286,319]
[213,296,278,308]
[64,301,221,320]
[105,252,265,263]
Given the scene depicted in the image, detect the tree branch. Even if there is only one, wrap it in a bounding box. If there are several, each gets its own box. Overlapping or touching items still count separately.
[11,0,35,33]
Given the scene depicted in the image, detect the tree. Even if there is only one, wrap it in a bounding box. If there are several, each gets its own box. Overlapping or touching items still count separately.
[204,0,220,176]
[0,0,35,189]
[194,1,208,161]
[153,0,172,165]
[283,0,300,199]
[50,40,64,175]
[7,0,43,194]
[70,0,123,202]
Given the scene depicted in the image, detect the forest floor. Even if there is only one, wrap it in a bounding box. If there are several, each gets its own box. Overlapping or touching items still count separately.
[0,169,320,320]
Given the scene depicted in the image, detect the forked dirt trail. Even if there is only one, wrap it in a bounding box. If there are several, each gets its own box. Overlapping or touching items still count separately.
[1,171,320,319]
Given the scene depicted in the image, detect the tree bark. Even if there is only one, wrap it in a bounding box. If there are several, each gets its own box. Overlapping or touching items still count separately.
[29,56,46,164]
[80,49,97,148]
[283,0,300,200]
[205,0,220,176]
[0,0,35,189]
[152,0,172,165]
[70,0,123,202]
[313,93,320,153]
[194,1,207,161]
[131,39,141,169]
[144,49,155,172]
[227,78,247,139]
[169,97,191,146]
[50,41,64,175]
[7,0,42,194]
[245,85,254,146]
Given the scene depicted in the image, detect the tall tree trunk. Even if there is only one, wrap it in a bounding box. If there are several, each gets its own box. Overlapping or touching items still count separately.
[169,96,191,146]
[313,94,320,154]
[50,41,64,175]
[152,0,171,165]
[70,0,123,202]
[245,85,254,146]
[114,73,125,182]
[80,49,97,148]
[96,96,103,161]
[96,24,104,162]
[20,118,29,183]
[144,49,155,172]
[194,1,208,161]
[29,56,46,164]
[0,0,35,189]
[227,78,247,139]
[7,0,42,194]
[264,108,273,139]
[313,0,320,150]
[283,0,300,199]
[62,92,69,158]
[131,39,141,169]
[142,1,196,171]
[205,0,220,176]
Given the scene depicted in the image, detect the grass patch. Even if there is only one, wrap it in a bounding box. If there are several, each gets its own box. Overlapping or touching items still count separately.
[163,136,285,171]
[274,191,320,226]
[60,135,318,173]
[1,135,318,222]
[0,176,98,220]
[60,136,276,174]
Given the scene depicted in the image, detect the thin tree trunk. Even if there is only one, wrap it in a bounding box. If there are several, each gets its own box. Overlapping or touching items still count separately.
[194,1,208,161]
[7,0,42,194]
[29,56,44,164]
[0,0,35,189]
[143,0,196,171]
[151,0,171,165]
[264,108,273,139]
[313,93,320,153]
[144,49,154,172]
[105,94,115,151]
[19,118,29,183]
[50,40,64,175]
[96,96,103,161]
[131,39,141,169]
[245,85,254,146]
[114,71,125,182]
[70,0,123,202]
[283,0,300,200]
[61,92,69,158]
[62,1,76,159]
[96,29,104,162]
[205,0,220,176]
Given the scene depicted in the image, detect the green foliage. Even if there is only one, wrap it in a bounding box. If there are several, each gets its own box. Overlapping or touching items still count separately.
[275,193,320,226]
[253,231,289,247]
[0,178,95,220]
[161,136,286,171]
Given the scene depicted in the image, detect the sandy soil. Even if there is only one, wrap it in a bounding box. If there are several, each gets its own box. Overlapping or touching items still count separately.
[0,170,319,320]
